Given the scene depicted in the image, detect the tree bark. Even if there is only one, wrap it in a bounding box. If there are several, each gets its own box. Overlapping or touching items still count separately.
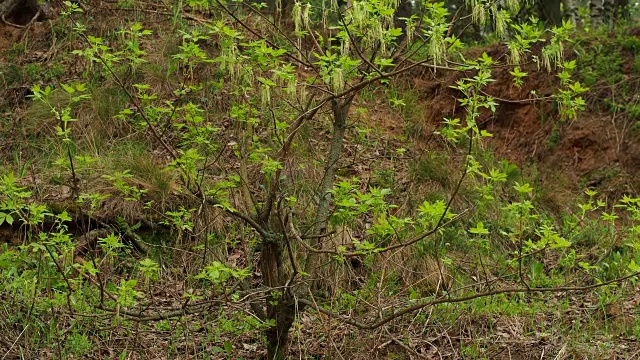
[395,0,413,42]
[305,99,350,278]
[314,99,349,238]
[260,232,300,360]
[538,0,563,26]
[265,297,297,360]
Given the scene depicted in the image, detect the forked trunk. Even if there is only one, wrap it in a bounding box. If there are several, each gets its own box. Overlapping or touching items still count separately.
[260,97,351,359]
[538,0,562,26]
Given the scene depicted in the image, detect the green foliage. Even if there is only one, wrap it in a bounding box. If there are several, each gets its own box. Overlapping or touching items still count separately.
[2,0,638,358]
[115,278,143,310]
[573,30,640,124]
[66,332,93,357]
[103,170,148,201]
[554,60,588,121]
[195,261,250,286]
[507,17,545,64]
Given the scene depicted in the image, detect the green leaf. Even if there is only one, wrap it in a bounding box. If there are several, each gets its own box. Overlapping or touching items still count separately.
[469,221,489,235]
[514,182,534,194]
[224,341,233,354]
[60,83,75,94]
[628,260,640,272]
[0,212,13,225]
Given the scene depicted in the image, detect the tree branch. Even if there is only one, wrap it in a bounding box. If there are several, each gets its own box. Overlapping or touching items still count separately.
[298,270,640,330]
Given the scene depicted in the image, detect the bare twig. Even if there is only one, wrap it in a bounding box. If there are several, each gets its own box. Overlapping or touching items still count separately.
[1,325,28,360]
[289,209,468,257]
[298,269,640,330]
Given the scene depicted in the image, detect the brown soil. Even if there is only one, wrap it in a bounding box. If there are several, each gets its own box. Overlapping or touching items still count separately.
[397,44,640,201]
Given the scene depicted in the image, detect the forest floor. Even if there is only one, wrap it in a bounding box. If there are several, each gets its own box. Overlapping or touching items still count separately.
[2,2,640,359]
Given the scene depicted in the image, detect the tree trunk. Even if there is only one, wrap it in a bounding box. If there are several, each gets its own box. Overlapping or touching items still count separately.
[538,0,563,26]
[305,99,350,279]
[260,233,299,360]
[261,94,351,360]
[561,0,578,24]
[265,298,297,360]
[314,99,349,238]
[395,0,413,42]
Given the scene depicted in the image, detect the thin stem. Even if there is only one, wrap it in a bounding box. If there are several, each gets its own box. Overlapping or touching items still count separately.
[298,269,640,330]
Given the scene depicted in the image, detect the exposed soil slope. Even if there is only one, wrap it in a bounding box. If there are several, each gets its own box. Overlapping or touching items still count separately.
[398,41,640,199]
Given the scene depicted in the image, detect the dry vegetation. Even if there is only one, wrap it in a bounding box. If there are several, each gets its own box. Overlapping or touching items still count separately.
[2,1,640,359]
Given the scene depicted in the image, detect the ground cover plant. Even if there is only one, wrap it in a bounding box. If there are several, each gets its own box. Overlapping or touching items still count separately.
[2,0,640,359]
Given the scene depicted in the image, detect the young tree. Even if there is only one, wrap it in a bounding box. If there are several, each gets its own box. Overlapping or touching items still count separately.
[136,1,585,357]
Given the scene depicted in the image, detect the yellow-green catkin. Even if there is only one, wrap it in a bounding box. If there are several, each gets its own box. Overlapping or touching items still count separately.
[494,9,506,38]
[506,0,519,12]
[293,2,303,34]
[332,67,344,93]
[472,3,486,26]
[261,83,271,107]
